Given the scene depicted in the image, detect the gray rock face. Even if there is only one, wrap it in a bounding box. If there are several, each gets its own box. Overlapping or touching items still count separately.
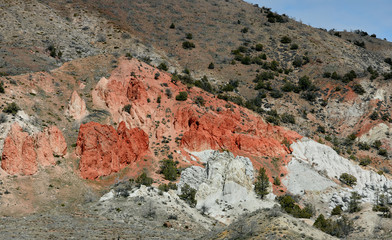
[288,138,392,210]
[178,151,274,224]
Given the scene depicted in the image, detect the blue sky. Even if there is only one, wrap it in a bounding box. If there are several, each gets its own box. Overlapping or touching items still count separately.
[246,0,392,41]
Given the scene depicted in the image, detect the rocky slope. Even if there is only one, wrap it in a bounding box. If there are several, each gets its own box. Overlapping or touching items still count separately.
[0,0,392,239]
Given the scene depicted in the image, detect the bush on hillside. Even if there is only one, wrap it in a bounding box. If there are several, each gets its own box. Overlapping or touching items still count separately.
[160,159,179,181]
[175,91,188,101]
[3,102,20,115]
[339,173,357,186]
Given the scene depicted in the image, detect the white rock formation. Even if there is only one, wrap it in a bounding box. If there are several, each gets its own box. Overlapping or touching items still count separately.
[65,90,88,120]
[287,138,392,210]
[358,123,391,144]
[178,151,274,224]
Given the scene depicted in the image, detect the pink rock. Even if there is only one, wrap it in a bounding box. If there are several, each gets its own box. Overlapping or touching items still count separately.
[1,123,38,175]
[66,90,88,120]
[76,121,149,179]
[1,124,68,175]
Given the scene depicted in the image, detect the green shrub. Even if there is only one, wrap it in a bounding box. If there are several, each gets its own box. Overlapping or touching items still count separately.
[358,142,370,150]
[122,104,131,113]
[135,172,153,186]
[169,23,175,29]
[255,43,263,51]
[194,96,205,106]
[359,157,371,166]
[3,102,20,115]
[185,33,193,39]
[323,72,331,78]
[373,140,382,149]
[352,84,365,95]
[270,89,283,98]
[331,71,341,80]
[342,70,357,83]
[175,91,188,101]
[379,149,388,156]
[292,57,303,68]
[182,41,195,49]
[301,91,317,102]
[158,182,178,192]
[222,80,239,92]
[254,167,270,199]
[339,173,357,186]
[266,115,280,125]
[240,55,251,65]
[281,82,295,92]
[280,36,292,44]
[273,176,281,186]
[160,159,179,181]
[208,62,215,69]
[277,195,313,218]
[194,76,214,93]
[331,205,342,215]
[281,113,295,124]
[348,192,361,213]
[298,75,312,90]
[314,214,353,237]
[0,81,4,93]
[290,43,298,50]
[370,111,378,120]
[157,63,168,71]
[241,27,249,33]
[179,183,197,207]
[354,40,365,48]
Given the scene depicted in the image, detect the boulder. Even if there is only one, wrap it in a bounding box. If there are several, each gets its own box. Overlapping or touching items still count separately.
[66,90,88,120]
[178,151,275,223]
[1,123,38,175]
[1,123,67,175]
[76,121,149,179]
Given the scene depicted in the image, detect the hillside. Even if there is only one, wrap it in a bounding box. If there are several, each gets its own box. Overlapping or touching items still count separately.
[0,0,392,239]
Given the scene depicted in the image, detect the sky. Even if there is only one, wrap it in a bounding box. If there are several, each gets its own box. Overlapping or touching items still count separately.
[246,0,392,41]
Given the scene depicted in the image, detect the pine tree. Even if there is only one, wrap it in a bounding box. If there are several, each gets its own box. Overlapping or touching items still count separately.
[254,167,270,199]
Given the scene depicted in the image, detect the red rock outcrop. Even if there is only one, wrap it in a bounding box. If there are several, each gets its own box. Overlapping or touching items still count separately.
[86,57,302,181]
[1,123,67,175]
[35,126,67,166]
[1,123,38,175]
[76,121,149,179]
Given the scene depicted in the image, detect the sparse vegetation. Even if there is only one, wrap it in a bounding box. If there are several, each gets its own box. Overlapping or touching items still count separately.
[182,41,195,49]
[314,214,353,237]
[290,43,298,50]
[280,36,292,44]
[157,63,168,71]
[135,172,153,187]
[0,81,4,93]
[122,104,132,113]
[352,84,365,95]
[158,182,177,192]
[160,159,179,181]
[339,173,357,186]
[194,96,205,106]
[3,102,20,115]
[185,33,193,39]
[179,183,197,207]
[175,91,188,101]
[277,195,314,218]
[255,43,263,51]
